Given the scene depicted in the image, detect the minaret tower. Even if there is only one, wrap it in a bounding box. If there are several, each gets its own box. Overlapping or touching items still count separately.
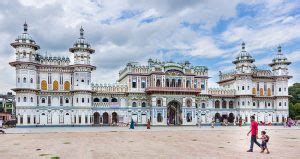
[232,42,255,74]
[69,27,96,107]
[9,22,40,125]
[269,46,291,76]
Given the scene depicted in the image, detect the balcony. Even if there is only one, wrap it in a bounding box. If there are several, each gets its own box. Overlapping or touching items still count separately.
[93,102,120,107]
[145,87,201,94]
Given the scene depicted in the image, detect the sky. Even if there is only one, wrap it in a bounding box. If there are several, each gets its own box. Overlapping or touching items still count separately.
[0,0,300,94]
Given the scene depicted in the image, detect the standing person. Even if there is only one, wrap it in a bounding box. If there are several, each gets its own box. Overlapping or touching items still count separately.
[239,117,243,127]
[247,116,261,152]
[130,118,135,129]
[146,119,150,129]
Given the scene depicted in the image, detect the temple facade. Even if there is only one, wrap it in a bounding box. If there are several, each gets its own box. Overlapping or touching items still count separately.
[10,23,292,126]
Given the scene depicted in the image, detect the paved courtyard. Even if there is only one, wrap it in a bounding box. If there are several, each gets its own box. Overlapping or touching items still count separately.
[0,126,299,159]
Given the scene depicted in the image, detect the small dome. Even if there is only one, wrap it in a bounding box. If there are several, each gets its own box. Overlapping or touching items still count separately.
[233,42,255,64]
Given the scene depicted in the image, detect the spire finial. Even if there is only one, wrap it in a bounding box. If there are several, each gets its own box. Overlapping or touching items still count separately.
[24,21,28,33]
[278,45,282,54]
[80,26,84,39]
[241,41,245,51]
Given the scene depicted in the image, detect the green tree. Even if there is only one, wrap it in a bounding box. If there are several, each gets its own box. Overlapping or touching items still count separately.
[289,83,300,119]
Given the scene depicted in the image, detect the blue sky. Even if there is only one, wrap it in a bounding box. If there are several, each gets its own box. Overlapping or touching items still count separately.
[0,0,299,93]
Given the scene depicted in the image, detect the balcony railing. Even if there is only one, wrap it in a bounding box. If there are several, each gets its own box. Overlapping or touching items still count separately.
[93,102,120,107]
[145,87,200,93]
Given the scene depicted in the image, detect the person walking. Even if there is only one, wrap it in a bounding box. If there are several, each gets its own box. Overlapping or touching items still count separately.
[146,119,150,129]
[247,116,261,152]
[130,118,135,129]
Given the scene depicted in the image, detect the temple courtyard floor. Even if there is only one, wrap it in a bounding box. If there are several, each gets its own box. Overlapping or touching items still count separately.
[0,126,299,159]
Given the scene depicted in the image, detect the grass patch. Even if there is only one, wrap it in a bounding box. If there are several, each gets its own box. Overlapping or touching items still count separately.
[192,139,197,141]
[13,143,20,145]
[129,141,134,143]
[288,137,297,140]
[39,154,52,157]
[63,142,71,144]
[51,156,60,159]
[218,147,224,148]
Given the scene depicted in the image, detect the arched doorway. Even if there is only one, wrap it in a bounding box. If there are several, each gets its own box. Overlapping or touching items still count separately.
[228,113,235,123]
[222,114,228,122]
[93,112,100,125]
[112,112,118,124]
[215,113,221,123]
[103,112,109,124]
[167,100,181,125]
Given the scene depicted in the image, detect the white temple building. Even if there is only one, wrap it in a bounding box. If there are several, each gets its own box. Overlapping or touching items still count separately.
[10,23,292,126]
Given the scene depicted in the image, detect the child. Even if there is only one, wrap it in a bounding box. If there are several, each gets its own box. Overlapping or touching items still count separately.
[259,131,270,154]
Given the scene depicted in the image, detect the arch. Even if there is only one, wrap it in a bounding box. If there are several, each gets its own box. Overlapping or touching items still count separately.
[23,97,27,102]
[171,79,176,87]
[259,88,263,96]
[157,99,162,107]
[215,100,220,109]
[186,99,192,107]
[229,101,234,109]
[142,102,146,107]
[112,112,118,124]
[102,98,109,102]
[41,98,46,103]
[53,80,59,91]
[222,101,226,109]
[93,112,100,125]
[41,80,47,90]
[23,77,27,83]
[65,98,69,103]
[111,98,118,102]
[201,103,205,108]
[267,88,271,96]
[186,80,191,88]
[186,113,192,122]
[30,78,33,83]
[167,100,182,125]
[252,88,256,95]
[132,102,137,107]
[177,79,182,87]
[93,98,100,102]
[157,113,163,122]
[156,79,161,87]
[228,113,235,123]
[102,112,109,124]
[215,113,221,123]
[64,81,70,91]
[166,79,170,87]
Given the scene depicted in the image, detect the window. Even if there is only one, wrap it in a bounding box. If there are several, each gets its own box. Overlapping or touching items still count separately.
[53,80,59,91]
[186,99,192,107]
[215,101,220,109]
[23,77,26,83]
[76,98,79,103]
[132,102,137,107]
[111,98,118,102]
[201,81,205,90]
[30,78,33,83]
[279,102,282,106]
[88,98,90,103]
[132,77,137,88]
[64,81,70,91]
[252,88,256,95]
[65,98,69,104]
[284,102,287,106]
[141,79,146,88]
[157,113,162,122]
[166,79,170,87]
[48,96,51,106]
[247,86,250,90]
[18,78,20,83]
[41,98,46,103]
[242,86,245,90]
[186,80,191,88]
[156,79,161,87]
[41,80,47,90]
[157,99,162,107]
[102,98,108,102]
[82,98,85,103]
[178,79,182,87]
[30,97,33,102]
[229,101,234,109]
[253,102,256,106]
[279,88,282,92]
[237,86,239,91]
[268,103,271,107]
[23,97,27,102]
[93,98,100,102]
[222,101,226,109]
[201,103,205,108]
[242,101,245,106]
[142,102,146,107]
[18,97,20,102]
[81,79,84,82]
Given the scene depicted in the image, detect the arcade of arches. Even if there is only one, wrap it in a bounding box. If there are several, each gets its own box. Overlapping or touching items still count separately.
[93,112,118,125]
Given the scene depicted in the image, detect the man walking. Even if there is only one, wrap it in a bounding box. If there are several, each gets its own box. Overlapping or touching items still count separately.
[247,115,261,152]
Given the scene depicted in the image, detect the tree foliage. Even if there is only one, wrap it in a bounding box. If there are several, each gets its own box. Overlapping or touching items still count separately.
[289,83,300,119]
